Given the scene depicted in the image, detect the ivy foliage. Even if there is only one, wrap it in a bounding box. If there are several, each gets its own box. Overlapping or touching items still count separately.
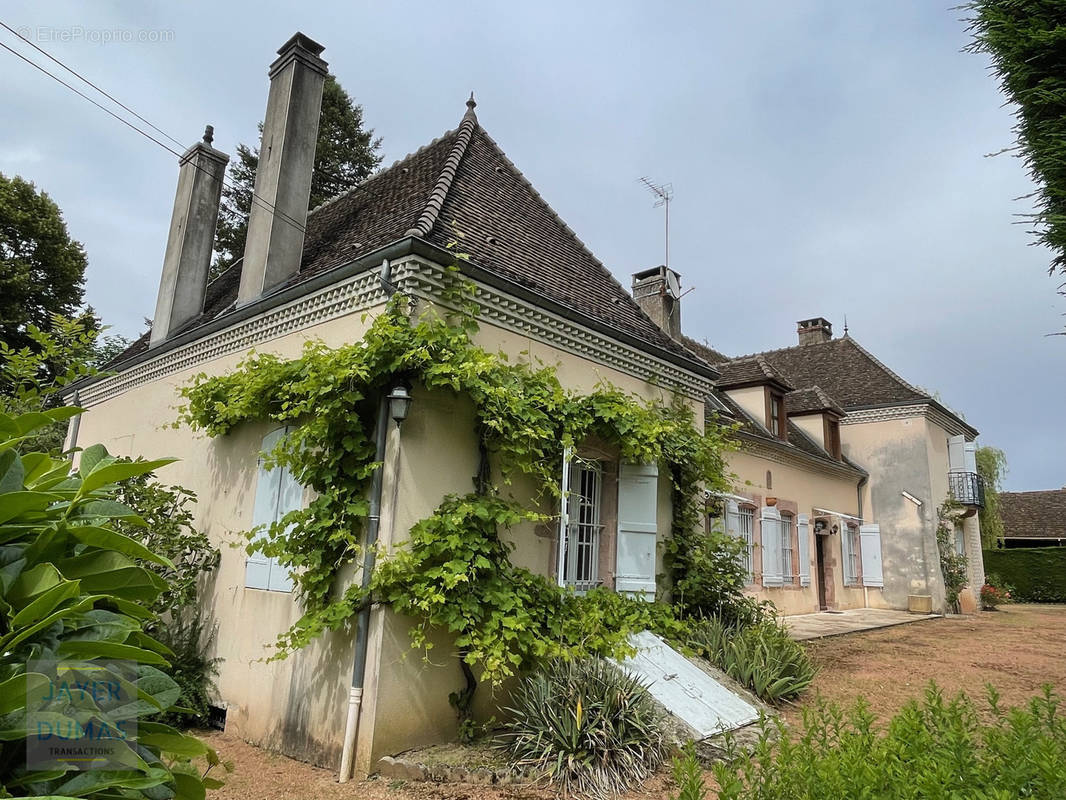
[178,282,740,687]
[937,498,970,610]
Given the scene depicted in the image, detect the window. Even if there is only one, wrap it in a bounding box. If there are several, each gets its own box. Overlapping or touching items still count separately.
[842,523,861,586]
[562,460,603,592]
[739,505,755,582]
[246,427,303,592]
[780,512,794,582]
[768,392,785,438]
[954,522,966,557]
[825,417,841,459]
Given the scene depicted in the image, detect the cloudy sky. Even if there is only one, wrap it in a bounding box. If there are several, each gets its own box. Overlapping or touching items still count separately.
[2,1,1062,490]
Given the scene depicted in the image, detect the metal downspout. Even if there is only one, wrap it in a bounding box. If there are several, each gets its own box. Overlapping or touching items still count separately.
[338,392,390,782]
[857,474,869,608]
[339,259,396,782]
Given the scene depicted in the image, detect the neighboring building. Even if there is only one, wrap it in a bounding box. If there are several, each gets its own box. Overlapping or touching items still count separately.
[63,34,717,777]
[999,489,1066,547]
[633,270,985,615]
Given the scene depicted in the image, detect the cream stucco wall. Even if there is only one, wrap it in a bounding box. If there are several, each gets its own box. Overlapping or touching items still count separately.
[71,292,696,774]
[725,386,766,428]
[726,447,878,615]
[791,414,825,451]
[838,413,985,613]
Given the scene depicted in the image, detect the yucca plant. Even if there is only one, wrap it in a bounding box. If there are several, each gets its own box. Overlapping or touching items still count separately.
[690,617,816,703]
[502,657,670,798]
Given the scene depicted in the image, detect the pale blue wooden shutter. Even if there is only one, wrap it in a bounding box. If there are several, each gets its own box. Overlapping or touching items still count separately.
[246,427,285,590]
[761,506,782,587]
[859,523,883,588]
[616,463,658,600]
[268,461,302,593]
[797,514,811,587]
[948,435,966,472]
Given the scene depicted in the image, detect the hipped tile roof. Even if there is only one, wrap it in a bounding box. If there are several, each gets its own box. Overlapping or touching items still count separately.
[999,490,1066,541]
[108,100,698,370]
[785,386,844,417]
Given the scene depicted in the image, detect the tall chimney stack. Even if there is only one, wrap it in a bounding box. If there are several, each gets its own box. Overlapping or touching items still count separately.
[632,265,682,340]
[150,127,229,348]
[237,32,328,306]
[797,317,833,346]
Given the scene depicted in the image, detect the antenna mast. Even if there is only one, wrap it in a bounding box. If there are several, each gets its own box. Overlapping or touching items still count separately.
[639,176,673,269]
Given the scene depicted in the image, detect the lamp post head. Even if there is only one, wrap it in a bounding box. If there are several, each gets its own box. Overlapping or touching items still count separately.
[387,384,412,427]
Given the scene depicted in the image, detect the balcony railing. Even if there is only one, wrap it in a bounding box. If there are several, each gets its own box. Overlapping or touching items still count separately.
[948,471,985,508]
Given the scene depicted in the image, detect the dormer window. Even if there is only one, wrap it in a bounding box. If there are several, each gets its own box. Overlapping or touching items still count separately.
[825,417,842,459]
[768,391,786,439]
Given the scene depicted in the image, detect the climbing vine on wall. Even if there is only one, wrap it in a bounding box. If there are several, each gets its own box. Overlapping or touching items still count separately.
[177,273,743,690]
[936,497,969,610]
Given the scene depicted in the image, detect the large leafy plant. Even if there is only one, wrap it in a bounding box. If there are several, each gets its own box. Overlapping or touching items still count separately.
[0,409,224,798]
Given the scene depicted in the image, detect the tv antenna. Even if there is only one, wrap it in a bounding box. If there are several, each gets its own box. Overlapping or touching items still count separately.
[639,176,673,269]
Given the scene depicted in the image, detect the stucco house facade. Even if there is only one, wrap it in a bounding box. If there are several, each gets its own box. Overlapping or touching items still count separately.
[61,31,987,776]
[63,33,721,776]
[630,269,985,615]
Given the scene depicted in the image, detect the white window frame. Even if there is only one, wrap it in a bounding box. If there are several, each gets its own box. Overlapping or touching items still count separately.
[954,522,966,557]
[562,459,603,593]
[780,511,794,583]
[842,523,861,586]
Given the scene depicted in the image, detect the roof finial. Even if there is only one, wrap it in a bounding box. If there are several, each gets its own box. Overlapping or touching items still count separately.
[202,124,214,146]
[466,92,477,114]
[843,314,849,336]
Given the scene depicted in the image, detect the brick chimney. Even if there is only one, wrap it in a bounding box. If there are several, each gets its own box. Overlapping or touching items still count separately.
[237,32,328,306]
[150,127,229,348]
[797,317,833,346]
[632,265,681,340]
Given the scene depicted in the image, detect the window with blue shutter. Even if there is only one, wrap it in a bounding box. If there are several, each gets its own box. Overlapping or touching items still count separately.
[245,427,302,593]
[859,523,884,588]
[797,514,811,587]
[760,506,783,587]
[615,463,659,601]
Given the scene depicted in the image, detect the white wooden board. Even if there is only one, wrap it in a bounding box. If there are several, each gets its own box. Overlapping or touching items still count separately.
[615,631,759,738]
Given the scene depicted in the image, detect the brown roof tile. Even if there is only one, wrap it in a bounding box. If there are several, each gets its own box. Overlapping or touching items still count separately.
[739,336,925,408]
[999,490,1066,540]
[716,355,794,391]
[785,386,844,417]
[108,103,697,370]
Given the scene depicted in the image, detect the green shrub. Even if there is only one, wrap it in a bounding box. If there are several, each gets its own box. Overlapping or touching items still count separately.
[670,742,708,800]
[502,657,670,798]
[151,607,221,727]
[714,684,1066,800]
[983,548,1066,603]
[0,408,226,797]
[690,617,816,703]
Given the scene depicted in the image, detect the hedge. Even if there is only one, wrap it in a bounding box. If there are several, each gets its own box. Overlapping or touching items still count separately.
[983,548,1066,603]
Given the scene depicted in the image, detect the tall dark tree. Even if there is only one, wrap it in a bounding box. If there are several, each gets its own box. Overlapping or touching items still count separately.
[967,2,1066,322]
[0,173,87,351]
[213,75,382,276]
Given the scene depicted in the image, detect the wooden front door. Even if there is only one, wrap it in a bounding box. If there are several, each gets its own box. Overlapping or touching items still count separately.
[815,534,828,610]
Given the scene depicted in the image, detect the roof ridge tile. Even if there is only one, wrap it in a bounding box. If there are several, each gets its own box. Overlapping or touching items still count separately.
[405,103,479,237]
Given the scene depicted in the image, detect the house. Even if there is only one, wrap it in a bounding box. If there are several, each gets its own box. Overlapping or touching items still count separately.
[632,268,877,615]
[62,33,720,777]
[650,293,985,614]
[62,30,985,777]
[998,490,1066,547]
